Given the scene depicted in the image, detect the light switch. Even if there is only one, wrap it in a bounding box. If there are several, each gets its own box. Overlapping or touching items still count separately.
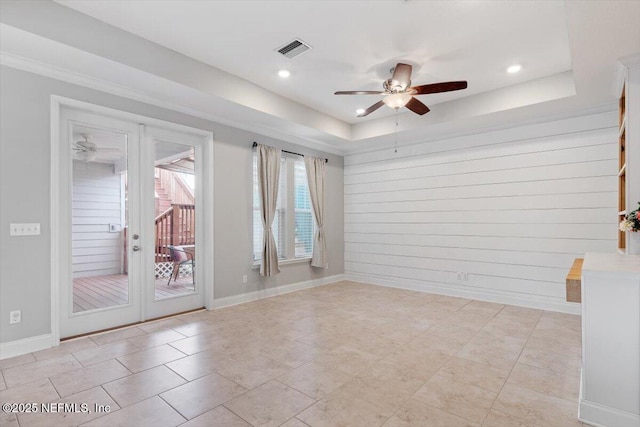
[9,223,41,236]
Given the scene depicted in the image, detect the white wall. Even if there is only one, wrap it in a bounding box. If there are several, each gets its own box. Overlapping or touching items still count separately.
[72,160,124,278]
[344,112,618,313]
[0,65,344,345]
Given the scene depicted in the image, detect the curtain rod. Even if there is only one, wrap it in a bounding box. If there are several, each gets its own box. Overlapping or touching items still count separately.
[252,142,328,163]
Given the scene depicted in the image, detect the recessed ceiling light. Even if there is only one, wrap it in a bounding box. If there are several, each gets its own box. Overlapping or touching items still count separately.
[356,108,365,116]
[507,64,522,74]
[278,69,291,78]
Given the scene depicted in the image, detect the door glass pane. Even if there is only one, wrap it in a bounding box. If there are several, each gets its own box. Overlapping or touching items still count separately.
[154,141,196,299]
[72,127,129,313]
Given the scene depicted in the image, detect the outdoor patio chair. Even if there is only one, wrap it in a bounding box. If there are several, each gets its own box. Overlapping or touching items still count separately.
[167,245,195,286]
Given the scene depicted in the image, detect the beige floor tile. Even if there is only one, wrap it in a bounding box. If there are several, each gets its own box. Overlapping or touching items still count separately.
[506,363,580,401]
[407,331,469,355]
[116,344,186,373]
[0,283,585,427]
[224,380,315,427]
[80,396,186,427]
[2,354,82,388]
[0,378,59,404]
[125,328,187,349]
[0,413,19,427]
[383,398,479,427]
[517,346,581,376]
[89,326,146,346]
[467,330,528,353]
[0,352,36,370]
[278,360,354,399]
[32,337,97,361]
[137,317,186,333]
[481,319,536,340]
[456,340,521,370]
[165,348,232,381]
[72,339,142,367]
[412,374,497,424]
[448,310,496,328]
[427,320,480,343]
[170,320,216,337]
[281,418,311,427]
[525,334,581,356]
[103,365,186,407]
[296,390,390,427]
[260,339,323,368]
[17,386,119,427]
[383,347,452,381]
[492,383,582,427]
[214,354,292,389]
[482,409,543,427]
[50,359,131,397]
[437,356,510,393]
[530,323,581,345]
[313,345,380,375]
[160,372,247,420]
[337,365,426,416]
[536,312,581,334]
[179,405,250,427]
[167,333,226,355]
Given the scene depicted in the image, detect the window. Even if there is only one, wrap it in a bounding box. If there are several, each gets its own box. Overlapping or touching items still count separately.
[253,153,314,261]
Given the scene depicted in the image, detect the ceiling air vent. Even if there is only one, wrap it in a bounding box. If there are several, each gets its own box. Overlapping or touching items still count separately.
[276,39,311,59]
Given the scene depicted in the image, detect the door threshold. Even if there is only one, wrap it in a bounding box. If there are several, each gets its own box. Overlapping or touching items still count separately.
[61,307,206,341]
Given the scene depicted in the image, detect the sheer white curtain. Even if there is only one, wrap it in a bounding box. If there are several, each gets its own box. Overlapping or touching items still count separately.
[258,144,281,276]
[304,156,327,268]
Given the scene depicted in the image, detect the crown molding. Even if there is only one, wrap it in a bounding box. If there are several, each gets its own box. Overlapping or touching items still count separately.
[0,50,348,156]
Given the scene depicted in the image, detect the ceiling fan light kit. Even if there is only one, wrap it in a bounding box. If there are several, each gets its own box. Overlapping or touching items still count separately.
[75,150,97,162]
[73,134,123,163]
[335,62,468,117]
[383,92,413,109]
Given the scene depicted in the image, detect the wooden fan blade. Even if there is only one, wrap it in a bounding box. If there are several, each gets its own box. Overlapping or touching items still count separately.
[391,63,412,89]
[334,91,384,95]
[358,100,385,117]
[405,97,430,115]
[411,81,467,95]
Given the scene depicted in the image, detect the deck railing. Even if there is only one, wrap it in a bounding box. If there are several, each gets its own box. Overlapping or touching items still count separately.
[155,204,195,262]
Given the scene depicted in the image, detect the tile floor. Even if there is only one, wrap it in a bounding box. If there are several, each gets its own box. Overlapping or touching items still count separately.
[0,281,586,427]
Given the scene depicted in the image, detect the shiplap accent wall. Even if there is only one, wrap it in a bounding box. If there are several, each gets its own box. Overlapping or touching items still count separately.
[344,112,618,313]
[72,160,124,278]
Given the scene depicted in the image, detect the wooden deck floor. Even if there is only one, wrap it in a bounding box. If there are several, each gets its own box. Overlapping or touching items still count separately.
[73,274,195,312]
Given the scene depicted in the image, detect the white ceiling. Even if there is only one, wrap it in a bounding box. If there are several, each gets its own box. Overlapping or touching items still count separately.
[55,0,573,124]
[1,1,639,154]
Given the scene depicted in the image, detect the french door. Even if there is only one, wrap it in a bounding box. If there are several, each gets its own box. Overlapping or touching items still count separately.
[57,106,209,338]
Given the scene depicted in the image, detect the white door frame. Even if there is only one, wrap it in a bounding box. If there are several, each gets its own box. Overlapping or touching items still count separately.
[50,95,214,346]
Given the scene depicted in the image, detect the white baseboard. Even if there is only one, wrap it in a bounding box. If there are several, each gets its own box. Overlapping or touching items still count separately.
[213,274,345,309]
[579,398,640,427]
[0,334,52,360]
[345,273,581,315]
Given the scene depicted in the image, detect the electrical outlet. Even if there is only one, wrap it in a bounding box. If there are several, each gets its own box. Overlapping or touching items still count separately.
[10,310,21,325]
[10,223,40,236]
[242,275,248,284]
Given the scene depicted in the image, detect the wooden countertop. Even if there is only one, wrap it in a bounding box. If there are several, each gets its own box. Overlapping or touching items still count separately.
[566,258,583,303]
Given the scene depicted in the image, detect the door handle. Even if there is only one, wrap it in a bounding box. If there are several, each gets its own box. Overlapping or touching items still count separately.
[132,245,141,252]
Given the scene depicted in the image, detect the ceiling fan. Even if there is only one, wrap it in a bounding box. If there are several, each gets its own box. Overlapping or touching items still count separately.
[73,134,123,162]
[335,63,468,117]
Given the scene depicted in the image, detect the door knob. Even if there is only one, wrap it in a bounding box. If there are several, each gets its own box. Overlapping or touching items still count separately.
[132,234,139,240]
[132,245,141,252]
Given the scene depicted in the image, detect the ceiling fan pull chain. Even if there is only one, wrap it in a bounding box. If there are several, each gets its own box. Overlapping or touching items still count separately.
[394,109,399,154]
